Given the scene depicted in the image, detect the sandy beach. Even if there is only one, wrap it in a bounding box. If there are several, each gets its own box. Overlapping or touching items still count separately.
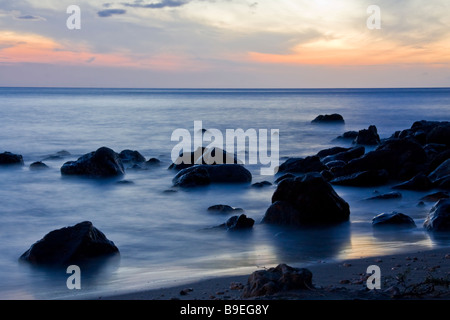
[99,246,450,300]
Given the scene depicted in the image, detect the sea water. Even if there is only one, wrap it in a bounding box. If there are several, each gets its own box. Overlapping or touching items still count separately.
[0,87,449,299]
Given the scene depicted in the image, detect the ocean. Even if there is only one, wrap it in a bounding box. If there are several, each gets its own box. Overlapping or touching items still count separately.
[0,87,449,299]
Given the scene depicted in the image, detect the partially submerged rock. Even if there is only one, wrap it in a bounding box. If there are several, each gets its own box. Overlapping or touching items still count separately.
[19,221,119,267]
[262,172,350,226]
[311,114,345,124]
[424,199,450,231]
[61,147,125,178]
[242,264,313,298]
[225,214,255,231]
[372,212,416,228]
[278,156,326,174]
[0,151,23,166]
[353,125,380,146]
[119,149,146,166]
[172,164,252,188]
[207,204,244,214]
[29,161,49,170]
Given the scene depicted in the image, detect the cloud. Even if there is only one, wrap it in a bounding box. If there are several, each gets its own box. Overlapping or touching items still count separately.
[97,9,127,17]
[14,14,46,21]
[123,0,189,9]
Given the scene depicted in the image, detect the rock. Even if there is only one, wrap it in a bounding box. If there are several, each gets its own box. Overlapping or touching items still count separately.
[335,131,358,141]
[324,160,347,169]
[172,166,211,187]
[322,146,365,164]
[251,181,272,188]
[29,161,49,170]
[225,214,255,231]
[420,192,449,202]
[119,149,146,165]
[146,158,161,166]
[311,114,345,124]
[61,147,125,178]
[262,172,350,225]
[354,125,380,145]
[316,147,350,159]
[169,147,240,170]
[320,170,334,181]
[331,169,389,187]
[424,199,450,231]
[19,221,119,267]
[207,204,244,214]
[278,156,327,174]
[372,212,416,228]
[365,192,402,200]
[42,150,71,161]
[172,164,252,187]
[427,124,450,146]
[242,264,313,298]
[274,173,295,184]
[341,138,427,181]
[436,176,450,189]
[428,159,450,183]
[428,149,450,174]
[0,152,24,165]
[392,173,433,191]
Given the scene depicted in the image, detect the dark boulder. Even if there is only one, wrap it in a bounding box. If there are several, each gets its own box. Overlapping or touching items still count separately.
[119,149,146,165]
[427,149,450,174]
[365,192,402,201]
[423,199,450,231]
[335,131,358,141]
[242,264,313,298]
[392,173,433,191]
[372,212,416,228]
[331,169,389,187]
[207,204,244,214]
[262,173,350,226]
[428,159,450,184]
[322,146,365,164]
[251,181,272,188]
[173,164,252,188]
[427,124,450,146]
[341,138,427,181]
[146,158,161,166]
[278,156,327,174]
[311,114,345,124]
[420,192,449,202]
[325,160,347,169]
[19,221,119,267]
[316,147,350,159]
[225,214,255,231]
[61,147,125,178]
[353,125,380,145]
[29,161,49,170]
[0,152,24,165]
[274,173,296,184]
[169,147,240,170]
[172,166,211,187]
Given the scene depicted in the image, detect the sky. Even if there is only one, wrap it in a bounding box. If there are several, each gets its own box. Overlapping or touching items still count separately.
[0,0,449,88]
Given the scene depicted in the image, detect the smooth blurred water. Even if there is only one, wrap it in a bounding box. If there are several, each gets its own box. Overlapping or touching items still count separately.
[0,87,449,299]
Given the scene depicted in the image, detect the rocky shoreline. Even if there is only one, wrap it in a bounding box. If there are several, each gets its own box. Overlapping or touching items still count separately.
[2,117,449,298]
